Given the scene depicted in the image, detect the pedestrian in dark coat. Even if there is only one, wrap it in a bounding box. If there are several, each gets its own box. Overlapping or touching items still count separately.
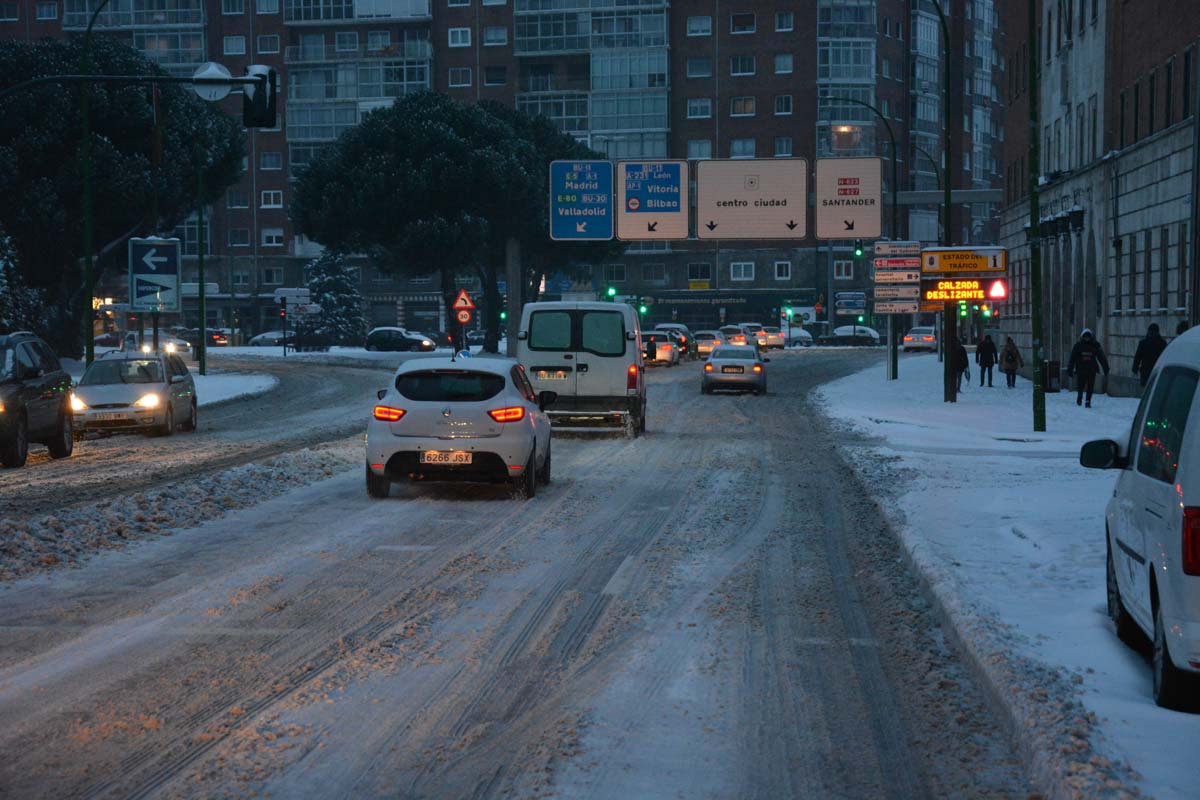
[1066,328,1110,407]
[1000,337,1024,388]
[1177,320,1190,336]
[953,341,970,391]
[975,334,998,387]
[1131,323,1167,387]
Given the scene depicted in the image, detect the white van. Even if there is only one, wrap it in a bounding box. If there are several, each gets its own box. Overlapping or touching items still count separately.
[1081,328,1200,709]
[517,301,646,434]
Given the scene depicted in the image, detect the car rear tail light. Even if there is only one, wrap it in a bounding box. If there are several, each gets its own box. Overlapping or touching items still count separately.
[627,364,638,390]
[752,364,763,373]
[704,363,713,372]
[373,405,405,422]
[923,336,934,342]
[1184,507,1200,576]
[488,406,526,423]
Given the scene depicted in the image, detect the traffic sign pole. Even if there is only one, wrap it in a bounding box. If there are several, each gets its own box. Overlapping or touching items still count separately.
[196,159,206,376]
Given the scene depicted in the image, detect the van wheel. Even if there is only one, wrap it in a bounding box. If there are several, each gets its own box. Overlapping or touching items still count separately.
[1107,543,1140,645]
[1153,602,1198,709]
[366,465,391,498]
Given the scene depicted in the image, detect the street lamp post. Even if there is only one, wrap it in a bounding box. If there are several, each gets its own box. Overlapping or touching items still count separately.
[1028,0,1046,432]
[79,0,115,367]
[930,0,956,402]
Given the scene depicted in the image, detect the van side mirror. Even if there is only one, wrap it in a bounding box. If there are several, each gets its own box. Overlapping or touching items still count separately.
[377,388,388,400]
[1080,439,1126,470]
[538,390,558,411]
[627,331,637,340]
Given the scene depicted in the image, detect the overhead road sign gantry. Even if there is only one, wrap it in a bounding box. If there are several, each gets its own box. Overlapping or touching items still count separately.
[550,160,614,241]
[616,160,688,240]
[696,159,808,239]
[921,246,1008,274]
[128,237,181,314]
[815,157,883,240]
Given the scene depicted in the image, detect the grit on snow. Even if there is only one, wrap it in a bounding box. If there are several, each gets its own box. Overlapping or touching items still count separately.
[818,353,1194,800]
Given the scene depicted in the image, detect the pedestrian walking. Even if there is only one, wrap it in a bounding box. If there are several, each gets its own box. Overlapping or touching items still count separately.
[954,341,970,391]
[1000,337,1024,388]
[1131,323,1167,387]
[976,334,998,387]
[1066,328,1110,408]
[1177,320,1190,336]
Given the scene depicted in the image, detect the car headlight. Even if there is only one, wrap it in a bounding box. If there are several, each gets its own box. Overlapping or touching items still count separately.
[70,394,87,412]
[165,342,176,353]
[135,394,160,408]
[422,340,432,347]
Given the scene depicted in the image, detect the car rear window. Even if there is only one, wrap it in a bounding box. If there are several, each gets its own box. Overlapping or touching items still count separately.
[81,359,164,385]
[696,333,716,340]
[529,311,572,351]
[712,347,754,359]
[395,370,506,402]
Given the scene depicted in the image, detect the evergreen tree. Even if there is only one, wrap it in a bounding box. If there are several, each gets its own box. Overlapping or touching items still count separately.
[304,250,365,345]
[0,231,42,334]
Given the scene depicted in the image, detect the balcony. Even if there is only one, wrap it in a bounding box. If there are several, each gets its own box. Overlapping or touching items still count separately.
[63,7,204,30]
[283,0,431,24]
[285,41,433,64]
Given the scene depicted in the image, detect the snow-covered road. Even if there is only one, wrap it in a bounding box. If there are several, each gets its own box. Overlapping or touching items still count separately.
[0,351,1036,799]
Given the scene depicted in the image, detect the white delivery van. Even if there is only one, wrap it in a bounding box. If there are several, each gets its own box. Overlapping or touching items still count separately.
[517,301,646,434]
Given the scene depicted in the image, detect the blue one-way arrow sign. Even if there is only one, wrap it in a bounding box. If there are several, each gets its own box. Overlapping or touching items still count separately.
[128,237,181,313]
[550,160,613,241]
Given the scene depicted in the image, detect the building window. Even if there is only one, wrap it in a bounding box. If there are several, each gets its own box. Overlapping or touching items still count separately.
[1166,59,1175,127]
[687,139,712,159]
[774,53,793,74]
[257,35,280,54]
[263,229,285,248]
[774,94,792,115]
[834,260,853,280]
[774,137,792,157]
[260,151,282,170]
[449,67,471,87]
[229,228,251,247]
[1143,230,1153,308]
[643,263,666,283]
[1128,233,1138,308]
[256,0,278,12]
[730,12,755,34]
[687,15,711,36]
[483,0,505,5]
[335,31,358,51]
[1119,91,1127,148]
[687,98,712,119]
[227,189,249,209]
[221,0,244,14]
[1160,227,1170,309]
[448,0,469,5]
[1113,238,1123,311]
[1133,81,1141,142]
[730,138,755,159]
[730,261,754,281]
[1180,222,1190,307]
[730,56,755,76]
[36,1,56,20]
[687,58,712,78]
[730,96,755,117]
[232,271,249,288]
[449,28,471,47]
[774,260,791,280]
[603,264,625,283]
[262,267,283,284]
[1149,70,1157,136]
[261,190,283,208]
[687,263,712,282]
[776,11,793,32]
[223,36,246,55]
[367,31,391,51]
[484,66,506,86]
[1185,49,1194,118]
[484,26,508,46]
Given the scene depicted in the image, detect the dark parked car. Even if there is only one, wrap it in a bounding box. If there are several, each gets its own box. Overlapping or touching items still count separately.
[424,330,455,349]
[0,331,75,468]
[179,328,229,349]
[364,327,436,352]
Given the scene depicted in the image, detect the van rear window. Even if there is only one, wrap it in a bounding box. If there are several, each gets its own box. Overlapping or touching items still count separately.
[395,370,505,402]
[529,311,572,351]
[581,311,625,356]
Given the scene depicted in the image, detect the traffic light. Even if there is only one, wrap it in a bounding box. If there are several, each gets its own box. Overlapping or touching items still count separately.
[856,315,864,324]
[971,303,980,313]
[500,310,507,321]
[981,304,991,318]
[638,303,648,315]
[784,306,793,319]
[242,65,278,128]
[606,286,617,300]
[853,239,864,258]
[958,301,968,318]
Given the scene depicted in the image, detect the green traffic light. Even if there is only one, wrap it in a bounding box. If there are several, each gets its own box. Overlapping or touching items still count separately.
[638,304,648,314]
[856,315,864,323]
[500,310,507,320]
[606,286,617,298]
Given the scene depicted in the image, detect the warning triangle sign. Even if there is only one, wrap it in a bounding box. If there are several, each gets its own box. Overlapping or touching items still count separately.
[452,289,476,310]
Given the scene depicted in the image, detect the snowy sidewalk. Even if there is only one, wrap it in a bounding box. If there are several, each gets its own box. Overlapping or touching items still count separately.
[817,354,1196,800]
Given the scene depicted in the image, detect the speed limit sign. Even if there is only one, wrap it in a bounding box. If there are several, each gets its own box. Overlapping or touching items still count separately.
[456,308,472,324]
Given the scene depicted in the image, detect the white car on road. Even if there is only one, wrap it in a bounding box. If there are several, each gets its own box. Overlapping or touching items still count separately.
[1081,330,1200,709]
[366,357,555,499]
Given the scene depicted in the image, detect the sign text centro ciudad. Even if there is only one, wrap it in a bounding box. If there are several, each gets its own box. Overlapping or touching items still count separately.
[695,159,809,239]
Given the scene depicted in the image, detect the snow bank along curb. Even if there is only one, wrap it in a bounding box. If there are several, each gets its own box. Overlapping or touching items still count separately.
[820,423,1142,800]
[0,439,361,583]
[194,372,280,407]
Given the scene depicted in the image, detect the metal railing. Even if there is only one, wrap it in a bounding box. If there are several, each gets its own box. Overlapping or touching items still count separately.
[284,41,433,63]
[63,8,204,28]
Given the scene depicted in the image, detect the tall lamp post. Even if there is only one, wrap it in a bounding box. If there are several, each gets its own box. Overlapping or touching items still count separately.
[930,0,956,402]
[80,0,115,367]
[1028,0,1046,431]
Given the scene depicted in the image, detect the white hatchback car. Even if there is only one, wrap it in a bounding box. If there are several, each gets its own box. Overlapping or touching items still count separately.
[1081,329,1200,709]
[366,357,555,500]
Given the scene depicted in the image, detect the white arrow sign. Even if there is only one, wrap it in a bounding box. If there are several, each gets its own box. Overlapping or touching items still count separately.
[141,248,168,271]
[576,221,587,233]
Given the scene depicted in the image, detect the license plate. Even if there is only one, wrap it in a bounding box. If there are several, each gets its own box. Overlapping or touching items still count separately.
[722,366,744,374]
[535,370,570,381]
[420,450,473,465]
[94,412,129,421]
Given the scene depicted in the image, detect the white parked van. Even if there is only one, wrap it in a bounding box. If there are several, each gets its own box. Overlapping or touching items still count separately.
[517,301,646,434]
[1081,328,1200,709]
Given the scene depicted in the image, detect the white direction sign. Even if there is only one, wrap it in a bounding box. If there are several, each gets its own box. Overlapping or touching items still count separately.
[128,237,181,313]
[874,270,922,283]
[616,160,689,240]
[274,287,311,302]
[875,301,920,314]
[291,303,322,315]
[874,285,920,299]
[872,240,921,257]
[815,157,882,240]
[192,62,233,102]
[696,159,808,240]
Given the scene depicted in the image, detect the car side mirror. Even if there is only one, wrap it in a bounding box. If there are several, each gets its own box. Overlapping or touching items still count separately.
[538,390,558,411]
[1080,439,1127,470]
[377,388,388,401]
[21,365,41,379]
[626,331,637,340]
[517,331,528,340]
[170,375,186,384]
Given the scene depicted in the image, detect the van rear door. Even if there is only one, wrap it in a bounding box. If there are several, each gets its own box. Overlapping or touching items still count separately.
[576,308,629,400]
[524,307,578,397]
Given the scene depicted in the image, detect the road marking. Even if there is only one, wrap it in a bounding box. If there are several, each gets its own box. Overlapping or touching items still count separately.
[602,555,637,597]
[373,545,438,553]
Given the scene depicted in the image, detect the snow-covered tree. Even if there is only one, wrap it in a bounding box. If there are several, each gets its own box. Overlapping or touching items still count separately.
[0,231,42,334]
[304,250,365,345]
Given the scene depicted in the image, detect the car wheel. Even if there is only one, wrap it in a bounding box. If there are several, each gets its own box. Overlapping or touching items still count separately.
[516,451,537,499]
[1,413,29,468]
[638,408,646,435]
[1153,601,1197,709]
[366,345,378,352]
[155,405,174,437]
[47,407,73,459]
[538,441,552,485]
[181,399,198,432]
[1107,542,1141,645]
[366,464,391,498]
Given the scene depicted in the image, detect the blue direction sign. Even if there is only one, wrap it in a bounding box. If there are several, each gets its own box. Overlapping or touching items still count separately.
[128,237,181,313]
[550,160,613,241]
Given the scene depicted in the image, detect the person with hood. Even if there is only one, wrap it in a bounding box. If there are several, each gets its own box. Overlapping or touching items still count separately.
[1132,323,1167,387]
[953,340,970,391]
[1000,337,1024,388]
[1066,328,1110,407]
[975,334,998,387]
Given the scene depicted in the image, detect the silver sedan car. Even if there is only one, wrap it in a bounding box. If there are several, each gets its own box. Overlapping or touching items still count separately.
[701,345,769,395]
[72,352,198,436]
